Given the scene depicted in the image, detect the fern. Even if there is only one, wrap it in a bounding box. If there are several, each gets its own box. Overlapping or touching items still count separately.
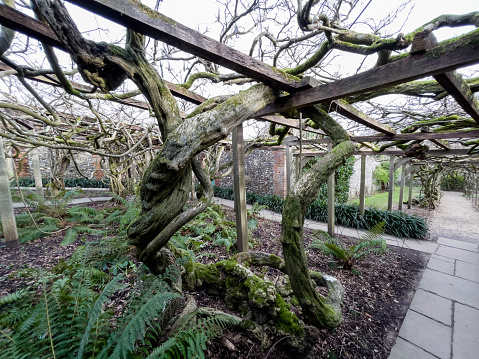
[77,274,127,358]
[67,206,104,224]
[147,312,239,359]
[309,222,387,270]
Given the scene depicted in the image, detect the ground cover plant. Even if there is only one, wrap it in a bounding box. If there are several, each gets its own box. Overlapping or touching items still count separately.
[0,200,429,358]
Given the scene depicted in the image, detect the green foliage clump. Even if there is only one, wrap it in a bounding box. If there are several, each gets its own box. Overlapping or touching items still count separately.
[303,155,356,203]
[0,236,237,359]
[373,161,399,190]
[309,222,388,270]
[10,177,110,188]
[440,173,465,191]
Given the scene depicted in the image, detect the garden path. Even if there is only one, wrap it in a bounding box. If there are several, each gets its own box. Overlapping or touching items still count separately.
[216,191,479,359]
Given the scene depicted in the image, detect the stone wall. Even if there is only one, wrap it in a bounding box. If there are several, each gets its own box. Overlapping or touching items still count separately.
[16,147,105,180]
[215,148,287,198]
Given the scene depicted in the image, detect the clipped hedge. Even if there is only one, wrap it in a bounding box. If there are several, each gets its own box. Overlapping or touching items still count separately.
[10,177,110,188]
[213,186,428,239]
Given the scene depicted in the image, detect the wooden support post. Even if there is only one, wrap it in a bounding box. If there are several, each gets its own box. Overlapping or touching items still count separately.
[388,156,395,211]
[286,144,292,195]
[31,148,43,198]
[327,143,335,237]
[0,136,19,248]
[359,155,366,215]
[408,170,415,209]
[398,164,406,211]
[232,124,248,253]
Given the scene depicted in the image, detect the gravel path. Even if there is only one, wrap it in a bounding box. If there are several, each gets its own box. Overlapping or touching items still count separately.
[429,191,479,244]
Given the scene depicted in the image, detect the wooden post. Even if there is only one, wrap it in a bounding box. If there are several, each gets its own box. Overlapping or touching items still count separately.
[31,147,43,198]
[398,164,406,211]
[408,170,415,209]
[286,144,292,195]
[359,155,366,215]
[387,156,395,211]
[0,136,19,248]
[327,143,335,237]
[232,124,248,253]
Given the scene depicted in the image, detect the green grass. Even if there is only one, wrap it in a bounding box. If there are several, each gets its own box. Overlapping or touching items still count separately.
[349,186,421,210]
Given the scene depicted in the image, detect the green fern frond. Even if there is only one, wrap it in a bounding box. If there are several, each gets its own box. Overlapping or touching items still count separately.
[77,274,127,359]
[147,313,239,359]
[107,291,180,359]
[0,289,29,307]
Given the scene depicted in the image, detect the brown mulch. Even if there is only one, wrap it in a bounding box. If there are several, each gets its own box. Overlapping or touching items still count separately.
[0,201,429,359]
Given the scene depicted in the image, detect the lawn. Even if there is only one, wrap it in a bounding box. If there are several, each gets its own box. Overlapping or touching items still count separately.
[349,186,421,210]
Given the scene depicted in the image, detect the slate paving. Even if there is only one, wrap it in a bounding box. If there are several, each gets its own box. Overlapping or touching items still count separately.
[388,192,479,359]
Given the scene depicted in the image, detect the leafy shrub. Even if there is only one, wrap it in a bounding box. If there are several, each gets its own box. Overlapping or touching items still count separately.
[309,222,388,270]
[441,173,465,191]
[212,186,428,239]
[303,156,355,203]
[10,177,110,188]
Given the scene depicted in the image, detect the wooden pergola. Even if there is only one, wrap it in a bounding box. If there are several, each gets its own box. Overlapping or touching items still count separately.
[1,0,479,248]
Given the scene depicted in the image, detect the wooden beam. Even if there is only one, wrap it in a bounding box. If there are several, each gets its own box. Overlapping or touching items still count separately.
[254,30,479,117]
[330,100,395,135]
[352,130,479,142]
[65,0,309,92]
[412,30,479,125]
[394,157,411,171]
[257,115,325,134]
[430,138,450,150]
[294,148,476,157]
[232,124,248,253]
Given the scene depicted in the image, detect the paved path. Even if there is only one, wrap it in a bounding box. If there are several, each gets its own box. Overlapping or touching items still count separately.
[216,192,479,359]
[388,192,479,359]
[429,191,479,244]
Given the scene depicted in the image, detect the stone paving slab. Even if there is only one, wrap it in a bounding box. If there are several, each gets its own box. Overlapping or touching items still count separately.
[397,310,451,359]
[388,337,438,359]
[438,237,478,252]
[409,289,452,326]
[418,269,479,309]
[430,253,455,263]
[427,256,455,275]
[435,246,479,265]
[453,303,479,359]
[455,260,479,283]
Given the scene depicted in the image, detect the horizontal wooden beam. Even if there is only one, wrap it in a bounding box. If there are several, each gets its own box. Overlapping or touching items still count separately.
[65,0,308,92]
[254,30,479,117]
[352,129,479,142]
[256,115,325,134]
[330,100,395,135]
[294,148,475,157]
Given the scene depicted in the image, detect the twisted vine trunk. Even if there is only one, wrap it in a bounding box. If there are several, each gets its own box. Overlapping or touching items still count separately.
[35,0,353,336]
[280,105,355,328]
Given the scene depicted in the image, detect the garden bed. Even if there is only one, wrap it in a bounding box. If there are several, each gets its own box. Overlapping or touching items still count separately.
[0,201,428,358]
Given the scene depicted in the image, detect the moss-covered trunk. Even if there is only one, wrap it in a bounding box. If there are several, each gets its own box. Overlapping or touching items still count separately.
[280,105,355,329]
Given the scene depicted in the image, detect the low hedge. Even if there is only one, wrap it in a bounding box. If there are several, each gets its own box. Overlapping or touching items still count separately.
[10,177,110,188]
[212,186,428,239]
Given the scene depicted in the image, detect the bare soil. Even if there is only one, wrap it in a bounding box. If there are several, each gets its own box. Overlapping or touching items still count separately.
[0,201,429,359]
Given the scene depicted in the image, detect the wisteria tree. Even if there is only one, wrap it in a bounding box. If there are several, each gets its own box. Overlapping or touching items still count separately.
[1,0,478,349]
